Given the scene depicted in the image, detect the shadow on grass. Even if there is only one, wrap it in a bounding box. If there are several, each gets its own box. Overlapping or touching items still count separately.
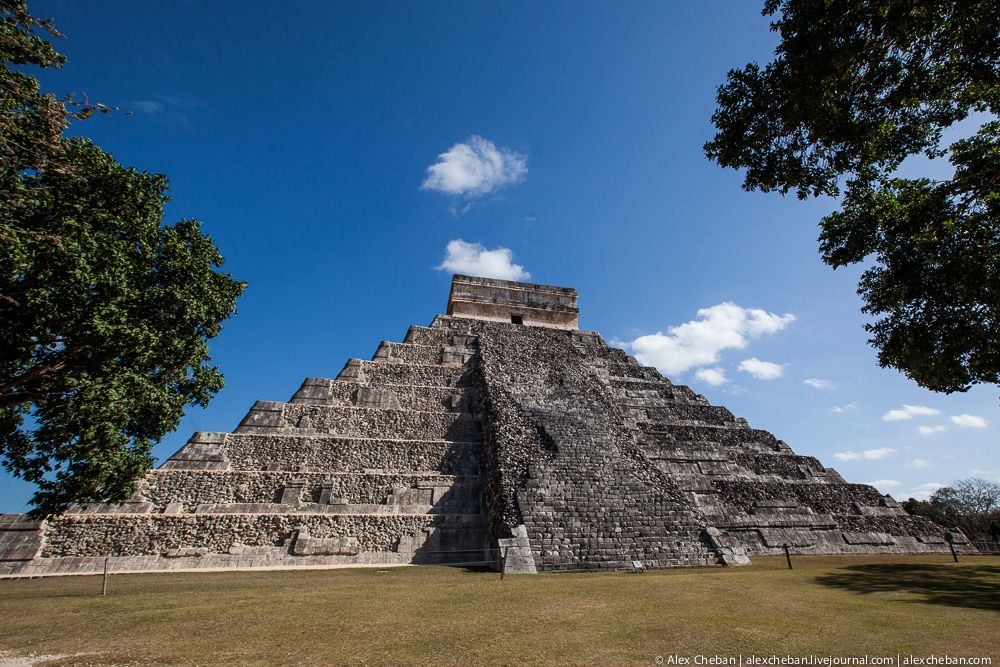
[816,563,1000,611]
[450,564,498,575]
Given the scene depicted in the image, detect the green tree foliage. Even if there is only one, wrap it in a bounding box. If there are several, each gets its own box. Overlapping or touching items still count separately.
[903,478,1000,540]
[705,0,1000,395]
[0,1,246,516]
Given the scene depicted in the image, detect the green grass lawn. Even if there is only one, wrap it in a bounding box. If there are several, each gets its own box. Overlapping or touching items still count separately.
[1,555,997,666]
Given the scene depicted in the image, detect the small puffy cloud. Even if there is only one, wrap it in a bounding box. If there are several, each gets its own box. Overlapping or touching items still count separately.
[625,302,795,376]
[831,402,858,414]
[834,447,897,462]
[421,136,527,197]
[804,378,835,389]
[870,480,901,490]
[864,447,897,460]
[738,357,785,380]
[909,458,930,468]
[918,425,946,436]
[437,240,529,281]
[694,367,729,386]
[882,405,940,422]
[950,414,988,429]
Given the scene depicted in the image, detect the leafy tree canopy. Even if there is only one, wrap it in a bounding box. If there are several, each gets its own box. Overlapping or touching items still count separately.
[903,477,1000,540]
[0,0,246,516]
[705,0,1000,396]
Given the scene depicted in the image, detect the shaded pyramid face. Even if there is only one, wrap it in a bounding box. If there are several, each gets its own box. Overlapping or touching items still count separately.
[0,275,970,577]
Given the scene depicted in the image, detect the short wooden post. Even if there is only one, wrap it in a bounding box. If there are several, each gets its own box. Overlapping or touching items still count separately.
[946,533,959,563]
[101,556,109,596]
[499,546,507,581]
[783,544,792,570]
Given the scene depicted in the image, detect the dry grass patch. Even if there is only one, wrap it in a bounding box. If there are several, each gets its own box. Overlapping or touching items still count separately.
[0,554,997,666]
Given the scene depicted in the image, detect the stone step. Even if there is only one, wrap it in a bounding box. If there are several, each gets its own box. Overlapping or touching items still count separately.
[160,432,230,471]
[428,314,498,335]
[372,341,476,366]
[641,424,787,451]
[64,502,155,514]
[730,451,830,479]
[187,504,474,516]
[604,362,655,380]
[642,403,738,426]
[609,378,706,402]
[712,478,895,516]
[637,443,733,462]
[649,459,742,477]
[614,396,701,410]
[236,401,481,441]
[289,378,471,412]
[219,433,482,475]
[403,325,478,348]
[337,359,474,387]
[704,510,838,530]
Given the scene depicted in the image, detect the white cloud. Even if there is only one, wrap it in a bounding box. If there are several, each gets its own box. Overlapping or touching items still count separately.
[909,458,930,468]
[694,367,729,386]
[834,447,897,462]
[831,402,858,414]
[863,447,897,460]
[870,479,901,490]
[950,414,988,429]
[133,99,165,114]
[738,357,785,380]
[908,482,945,501]
[804,378,835,389]
[625,302,795,376]
[421,136,527,197]
[882,405,940,422]
[918,424,946,435]
[436,240,529,281]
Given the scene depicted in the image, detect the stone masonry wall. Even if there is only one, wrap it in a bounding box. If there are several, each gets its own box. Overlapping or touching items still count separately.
[292,380,469,413]
[239,406,480,442]
[42,513,481,557]
[220,435,481,475]
[139,471,467,511]
[347,360,474,388]
[713,480,887,514]
[731,452,826,478]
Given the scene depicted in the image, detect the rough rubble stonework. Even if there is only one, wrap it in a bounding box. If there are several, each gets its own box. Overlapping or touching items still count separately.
[0,274,974,577]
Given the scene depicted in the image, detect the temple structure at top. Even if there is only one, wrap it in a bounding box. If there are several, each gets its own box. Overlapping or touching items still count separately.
[446,274,579,330]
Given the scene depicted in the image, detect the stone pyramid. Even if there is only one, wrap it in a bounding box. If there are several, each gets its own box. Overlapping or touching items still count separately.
[0,275,971,577]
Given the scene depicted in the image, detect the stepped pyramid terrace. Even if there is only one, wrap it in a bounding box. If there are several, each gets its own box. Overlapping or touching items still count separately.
[0,274,975,577]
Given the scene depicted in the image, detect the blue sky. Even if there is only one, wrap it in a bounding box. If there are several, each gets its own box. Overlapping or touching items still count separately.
[4,0,996,511]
